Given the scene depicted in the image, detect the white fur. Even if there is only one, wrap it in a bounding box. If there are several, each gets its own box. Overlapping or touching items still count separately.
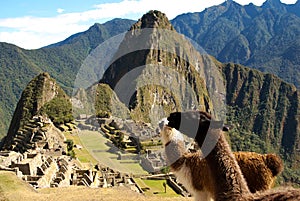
[174,162,212,201]
[172,128,185,142]
[160,126,184,144]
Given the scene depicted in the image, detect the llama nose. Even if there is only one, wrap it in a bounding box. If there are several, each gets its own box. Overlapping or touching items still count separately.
[158,118,169,130]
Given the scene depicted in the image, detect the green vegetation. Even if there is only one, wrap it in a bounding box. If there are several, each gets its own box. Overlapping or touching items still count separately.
[226,106,267,154]
[65,139,76,158]
[1,73,74,150]
[222,63,300,185]
[0,19,134,139]
[160,166,170,174]
[94,83,130,119]
[39,97,73,126]
[63,131,98,165]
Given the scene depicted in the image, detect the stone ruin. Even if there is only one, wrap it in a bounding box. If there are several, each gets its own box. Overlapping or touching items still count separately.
[3,116,66,154]
[0,149,140,191]
[0,151,59,188]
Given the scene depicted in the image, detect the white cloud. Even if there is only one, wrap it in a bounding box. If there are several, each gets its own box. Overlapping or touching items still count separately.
[0,31,69,50]
[57,8,65,14]
[0,0,298,49]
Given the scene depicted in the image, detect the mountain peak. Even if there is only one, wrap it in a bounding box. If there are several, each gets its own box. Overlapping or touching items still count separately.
[221,0,240,7]
[262,0,285,8]
[131,10,173,30]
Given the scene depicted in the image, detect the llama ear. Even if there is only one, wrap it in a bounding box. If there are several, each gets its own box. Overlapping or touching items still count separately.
[222,125,231,131]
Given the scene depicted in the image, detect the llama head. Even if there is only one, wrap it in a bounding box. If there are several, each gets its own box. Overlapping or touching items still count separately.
[160,125,184,146]
[167,110,228,147]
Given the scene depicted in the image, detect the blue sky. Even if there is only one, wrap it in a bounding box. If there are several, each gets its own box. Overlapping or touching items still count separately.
[0,0,118,18]
[0,0,297,49]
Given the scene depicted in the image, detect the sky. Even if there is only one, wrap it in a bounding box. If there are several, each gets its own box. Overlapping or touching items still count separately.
[0,0,297,49]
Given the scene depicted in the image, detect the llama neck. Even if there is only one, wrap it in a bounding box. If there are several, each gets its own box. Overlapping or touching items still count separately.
[204,129,250,200]
[164,139,186,168]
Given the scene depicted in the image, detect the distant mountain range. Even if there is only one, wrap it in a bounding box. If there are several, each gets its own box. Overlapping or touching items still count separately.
[172,0,300,87]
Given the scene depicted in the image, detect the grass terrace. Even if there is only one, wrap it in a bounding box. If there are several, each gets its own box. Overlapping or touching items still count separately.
[76,130,148,174]
[134,178,181,197]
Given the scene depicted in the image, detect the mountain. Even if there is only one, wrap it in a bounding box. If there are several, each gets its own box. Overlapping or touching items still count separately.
[47,18,135,49]
[0,19,134,138]
[171,0,300,88]
[98,10,215,124]
[1,0,299,135]
[0,72,72,152]
[72,83,130,119]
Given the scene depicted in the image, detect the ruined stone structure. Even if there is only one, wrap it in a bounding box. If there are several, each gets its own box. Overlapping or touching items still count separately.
[2,116,66,154]
[50,157,72,187]
[72,169,99,187]
[140,151,165,173]
[0,150,59,188]
[0,148,140,191]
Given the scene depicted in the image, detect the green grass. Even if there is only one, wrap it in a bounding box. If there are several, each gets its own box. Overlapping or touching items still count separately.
[77,130,148,174]
[64,131,98,166]
[134,178,180,197]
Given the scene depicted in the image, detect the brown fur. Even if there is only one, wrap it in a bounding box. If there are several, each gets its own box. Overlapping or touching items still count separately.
[234,152,283,193]
[166,111,300,201]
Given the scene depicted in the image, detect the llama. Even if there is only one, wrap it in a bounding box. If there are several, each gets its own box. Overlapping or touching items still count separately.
[160,125,283,201]
[166,110,300,201]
